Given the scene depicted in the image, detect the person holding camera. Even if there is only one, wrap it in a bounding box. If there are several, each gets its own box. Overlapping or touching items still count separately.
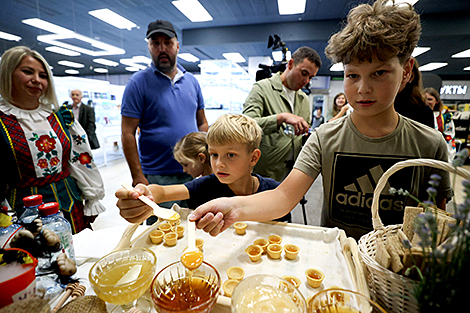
[243,46,322,182]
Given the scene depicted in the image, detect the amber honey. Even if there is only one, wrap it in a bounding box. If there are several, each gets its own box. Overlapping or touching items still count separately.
[181,250,204,271]
[309,272,322,280]
[152,276,218,312]
[313,305,360,313]
[286,246,298,253]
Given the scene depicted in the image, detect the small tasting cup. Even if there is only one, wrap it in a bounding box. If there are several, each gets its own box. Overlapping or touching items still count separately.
[268,234,282,245]
[164,232,178,246]
[253,238,269,254]
[267,243,283,259]
[223,279,239,297]
[158,222,172,233]
[226,266,245,281]
[176,225,185,239]
[195,238,204,251]
[245,244,263,262]
[234,222,247,235]
[305,268,324,288]
[149,230,165,244]
[282,275,301,289]
[284,244,300,260]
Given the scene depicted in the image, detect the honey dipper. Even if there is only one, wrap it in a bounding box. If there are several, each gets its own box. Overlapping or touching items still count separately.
[70,284,86,300]
[51,282,79,313]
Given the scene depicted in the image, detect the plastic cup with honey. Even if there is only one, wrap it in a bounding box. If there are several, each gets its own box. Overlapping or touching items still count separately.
[245,245,262,262]
[163,233,177,246]
[158,222,172,233]
[223,279,239,297]
[253,238,269,254]
[282,275,301,289]
[305,268,324,288]
[195,238,204,251]
[176,225,185,239]
[234,222,247,235]
[267,243,282,259]
[149,230,165,244]
[284,244,300,260]
[268,234,282,245]
[227,266,245,281]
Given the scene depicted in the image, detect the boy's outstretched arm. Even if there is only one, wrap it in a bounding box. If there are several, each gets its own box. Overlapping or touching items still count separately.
[189,169,314,236]
[116,183,190,223]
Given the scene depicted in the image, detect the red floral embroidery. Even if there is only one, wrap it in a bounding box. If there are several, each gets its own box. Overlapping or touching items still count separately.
[37,159,48,169]
[50,157,60,167]
[78,152,92,165]
[35,135,56,153]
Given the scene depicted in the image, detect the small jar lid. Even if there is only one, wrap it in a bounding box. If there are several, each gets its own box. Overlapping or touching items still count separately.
[23,195,43,207]
[38,202,59,216]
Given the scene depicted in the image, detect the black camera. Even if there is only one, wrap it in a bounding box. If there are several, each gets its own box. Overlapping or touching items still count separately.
[256,35,289,82]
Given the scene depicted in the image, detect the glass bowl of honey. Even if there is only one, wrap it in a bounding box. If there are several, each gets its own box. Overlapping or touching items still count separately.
[231,274,307,313]
[88,247,157,312]
[151,261,221,313]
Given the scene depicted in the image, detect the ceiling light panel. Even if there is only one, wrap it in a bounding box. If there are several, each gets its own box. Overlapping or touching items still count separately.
[172,0,213,22]
[93,58,119,67]
[0,30,21,42]
[58,60,85,68]
[65,69,79,74]
[45,46,81,56]
[223,53,245,63]
[23,18,125,57]
[419,62,448,71]
[94,68,109,73]
[178,53,199,62]
[452,48,470,58]
[88,9,137,30]
[329,63,344,72]
[411,47,431,58]
[278,0,306,15]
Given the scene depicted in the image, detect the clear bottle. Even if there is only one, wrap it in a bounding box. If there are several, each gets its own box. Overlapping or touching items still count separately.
[38,202,75,260]
[19,194,43,224]
[0,206,22,249]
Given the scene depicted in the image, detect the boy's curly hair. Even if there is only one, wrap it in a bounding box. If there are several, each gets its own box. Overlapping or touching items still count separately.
[325,0,421,65]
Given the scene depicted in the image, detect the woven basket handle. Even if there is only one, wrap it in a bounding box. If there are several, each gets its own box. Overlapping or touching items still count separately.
[371,158,470,231]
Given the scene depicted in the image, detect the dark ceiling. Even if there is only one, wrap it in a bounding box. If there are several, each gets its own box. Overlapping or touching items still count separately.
[1,0,470,80]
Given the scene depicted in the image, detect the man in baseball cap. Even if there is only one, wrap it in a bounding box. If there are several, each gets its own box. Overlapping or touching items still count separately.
[121,19,208,225]
[146,19,177,39]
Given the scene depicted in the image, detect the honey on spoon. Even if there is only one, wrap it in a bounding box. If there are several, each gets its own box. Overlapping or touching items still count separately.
[181,218,203,270]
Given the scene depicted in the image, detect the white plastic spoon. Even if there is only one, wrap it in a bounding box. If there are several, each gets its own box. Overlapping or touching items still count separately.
[121,183,180,221]
[181,217,203,270]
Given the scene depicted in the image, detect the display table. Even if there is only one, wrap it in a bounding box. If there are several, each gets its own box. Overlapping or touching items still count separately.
[52,207,367,312]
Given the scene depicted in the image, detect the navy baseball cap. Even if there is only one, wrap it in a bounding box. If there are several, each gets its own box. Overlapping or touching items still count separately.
[146,20,177,39]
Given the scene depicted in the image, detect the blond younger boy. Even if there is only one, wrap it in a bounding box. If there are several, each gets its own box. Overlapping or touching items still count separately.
[116,114,291,223]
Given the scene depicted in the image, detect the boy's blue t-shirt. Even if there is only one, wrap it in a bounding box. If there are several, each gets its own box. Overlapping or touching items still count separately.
[184,173,291,222]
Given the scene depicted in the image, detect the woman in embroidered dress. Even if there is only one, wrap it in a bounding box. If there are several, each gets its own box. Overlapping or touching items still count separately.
[0,46,106,233]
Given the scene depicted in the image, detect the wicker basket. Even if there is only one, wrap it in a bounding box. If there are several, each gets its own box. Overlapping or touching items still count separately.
[357,158,470,313]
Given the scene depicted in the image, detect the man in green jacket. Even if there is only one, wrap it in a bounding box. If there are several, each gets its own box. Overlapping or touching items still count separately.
[243,47,321,182]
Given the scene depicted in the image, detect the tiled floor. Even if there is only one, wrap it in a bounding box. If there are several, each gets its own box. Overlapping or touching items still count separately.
[91,156,470,231]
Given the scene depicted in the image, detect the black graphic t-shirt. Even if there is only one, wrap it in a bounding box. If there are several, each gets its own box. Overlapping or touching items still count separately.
[295,115,452,240]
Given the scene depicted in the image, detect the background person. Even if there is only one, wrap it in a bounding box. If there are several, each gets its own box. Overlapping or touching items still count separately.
[394,58,434,128]
[69,89,100,149]
[173,132,212,179]
[0,46,106,233]
[311,106,325,130]
[189,0,452,240]
[425,87,456,161]
[243,46,321,182]
[120,19,208,224]
[116,114,291,222]
[329,92,351,121]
